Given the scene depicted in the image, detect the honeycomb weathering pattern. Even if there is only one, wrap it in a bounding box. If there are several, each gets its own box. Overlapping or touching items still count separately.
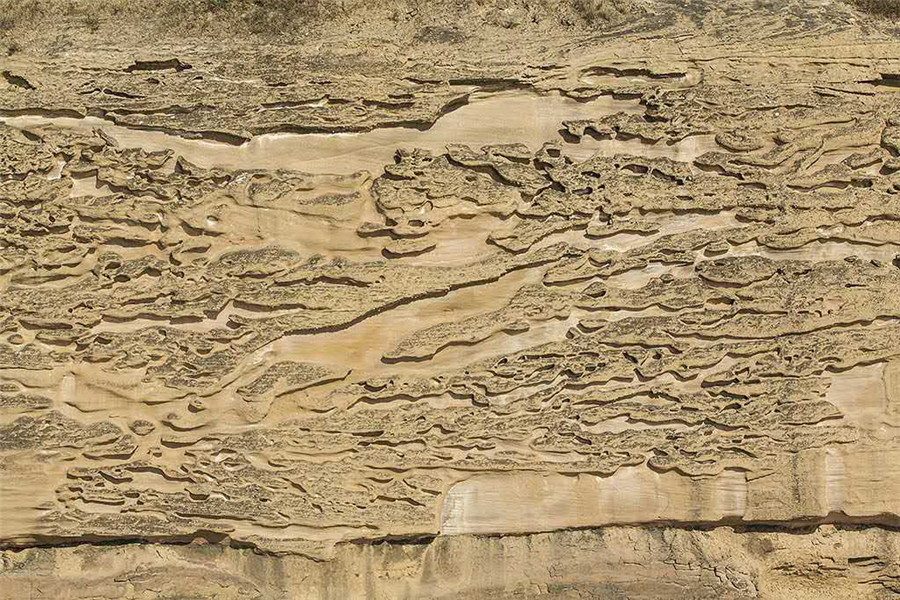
[3,0,900,597]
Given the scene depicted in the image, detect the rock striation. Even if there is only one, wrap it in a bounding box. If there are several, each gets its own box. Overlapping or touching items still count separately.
[2,0,900,597]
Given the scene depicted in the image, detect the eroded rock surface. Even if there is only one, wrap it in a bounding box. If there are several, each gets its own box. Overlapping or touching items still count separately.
[2,0,900,597]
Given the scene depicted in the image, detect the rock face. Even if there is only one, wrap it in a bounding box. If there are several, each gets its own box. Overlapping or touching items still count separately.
[7,525,900,599]
[2,0,900,597]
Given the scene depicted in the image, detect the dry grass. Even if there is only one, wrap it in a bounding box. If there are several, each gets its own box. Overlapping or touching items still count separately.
[574,0,639,24]
[0,0,45,30]
[0,0,642,52]
[849,0,900,17]
[237,0,324,35]
[0,0,325,36]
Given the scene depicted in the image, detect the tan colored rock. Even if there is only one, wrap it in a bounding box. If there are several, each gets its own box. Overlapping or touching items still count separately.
[3,0,900,595]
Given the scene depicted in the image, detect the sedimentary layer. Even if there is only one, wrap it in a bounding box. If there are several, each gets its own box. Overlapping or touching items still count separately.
[2,0,900,596]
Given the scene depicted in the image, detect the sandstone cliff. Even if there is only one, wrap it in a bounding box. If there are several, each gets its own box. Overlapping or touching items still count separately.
[2,0,900,597]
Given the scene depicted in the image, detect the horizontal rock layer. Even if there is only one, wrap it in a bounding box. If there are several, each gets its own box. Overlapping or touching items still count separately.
[4,525,900,599]
[2,0,900,596]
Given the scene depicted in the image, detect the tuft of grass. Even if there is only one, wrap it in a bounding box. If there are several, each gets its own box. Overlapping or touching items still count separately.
[0,0,44,30]
[241,0,323,34]
[574,0,636,24]
[142,0,326,35]
[849,0,900,16]
[83,14,100,32]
